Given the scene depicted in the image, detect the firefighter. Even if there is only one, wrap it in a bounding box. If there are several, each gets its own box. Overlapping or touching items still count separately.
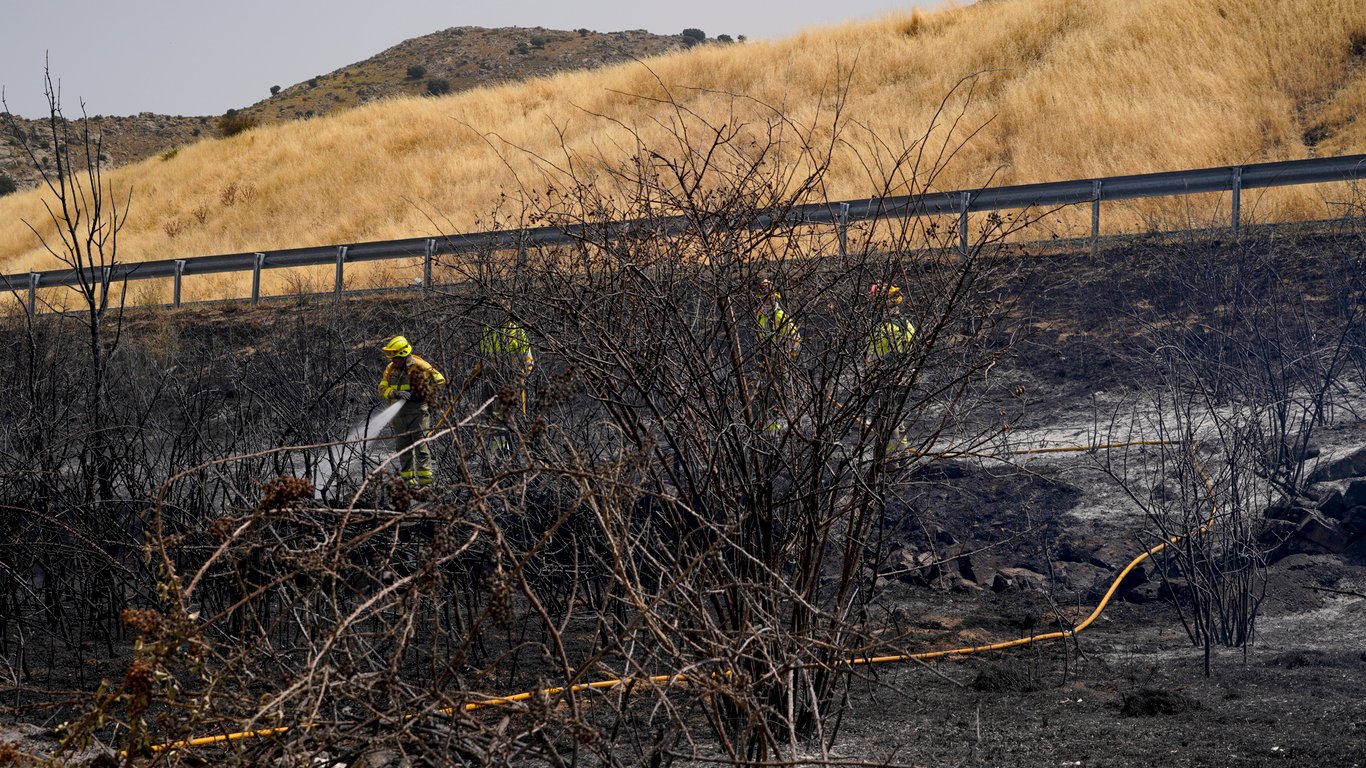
[755,277,801,361]
[474,319,534,454]
[754,277,801,434]
[378,335,447,486]
[865,283,917,455]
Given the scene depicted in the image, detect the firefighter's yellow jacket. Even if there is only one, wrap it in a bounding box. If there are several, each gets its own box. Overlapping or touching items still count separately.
[378,354,447,403]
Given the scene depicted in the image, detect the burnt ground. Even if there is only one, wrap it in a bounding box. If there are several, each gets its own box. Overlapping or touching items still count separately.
[822,450,1366,768]
[4,225,1366,766]
[814,227,1366,767]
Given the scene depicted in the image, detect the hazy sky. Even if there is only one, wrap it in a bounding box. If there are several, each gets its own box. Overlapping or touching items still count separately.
[1,0,947,119]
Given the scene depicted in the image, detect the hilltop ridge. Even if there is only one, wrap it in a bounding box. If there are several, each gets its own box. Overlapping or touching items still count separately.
[0,26,698,191]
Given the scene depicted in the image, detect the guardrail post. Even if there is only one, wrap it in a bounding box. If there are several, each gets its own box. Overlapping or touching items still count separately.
[334,246,348,303]
[837,202,850,259]
[251,253,266,304]
[1231,166,1242,237]
[958,192,971,260]
[28,272,39,318]
[1091,180,1103,257]
[173,260,186,307]
[517,230,529,274]
[423,238,435,292]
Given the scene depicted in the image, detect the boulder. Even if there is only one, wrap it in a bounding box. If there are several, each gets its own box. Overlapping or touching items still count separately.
[1307,445,1366,483]
[1310,482,1348,519]
[953,552,978,584]
[1295,511,1350,555]
[895,550,941,586]
[1343,479,1366,510]
[1115,562,1151,598]
[991,566,1047,593]
[1340,504,1366,536]
[1263,502,1313,524]
[1051,560,1109,592]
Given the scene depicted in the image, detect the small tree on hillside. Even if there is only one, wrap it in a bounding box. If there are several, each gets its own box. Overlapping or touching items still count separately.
[2,63,131,507]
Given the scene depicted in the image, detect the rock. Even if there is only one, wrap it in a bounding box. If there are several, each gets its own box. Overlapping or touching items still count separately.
[1307,445,1366,483]
[1157,576,1191,602]
[1115,562,1151,598]
[1260,518,1300,545]
[1340,504,1366,536]
[991,566,1047,593]
[1052,560,1108,591]
[895,551,941,585]
[1121,581,1163,603]
[1343,479,1366,510]
[1310,482,1348,519]
[1055,535,1102,564]
[953,552,978,583]
[1264,502,1313,523]
[1261,517,1308,563]
[1296,511,1350,555]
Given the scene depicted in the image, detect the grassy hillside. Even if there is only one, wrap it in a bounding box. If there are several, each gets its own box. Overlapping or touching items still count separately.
[2,0,1364,304]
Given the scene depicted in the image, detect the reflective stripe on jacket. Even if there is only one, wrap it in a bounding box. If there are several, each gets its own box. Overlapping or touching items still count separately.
[479,322,534,374]
[867,318,916,360]
[757,303,801,344]
[379,354,447,402]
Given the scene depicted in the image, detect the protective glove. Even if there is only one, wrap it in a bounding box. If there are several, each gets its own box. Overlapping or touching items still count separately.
[393,390,411,401]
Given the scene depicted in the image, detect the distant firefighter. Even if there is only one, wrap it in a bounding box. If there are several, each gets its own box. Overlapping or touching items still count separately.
[865,283,917,455]
[474,319,535,454]
[755,277,802,361]
[754,276,802,434]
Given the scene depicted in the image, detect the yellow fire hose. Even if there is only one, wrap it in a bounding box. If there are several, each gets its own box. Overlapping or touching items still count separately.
[147,439,1209,754]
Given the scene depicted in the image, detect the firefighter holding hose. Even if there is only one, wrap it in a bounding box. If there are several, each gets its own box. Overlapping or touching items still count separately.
[378,335,447,486]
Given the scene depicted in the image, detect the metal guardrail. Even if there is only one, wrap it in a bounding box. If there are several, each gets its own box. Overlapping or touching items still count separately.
[4,153,1365,314]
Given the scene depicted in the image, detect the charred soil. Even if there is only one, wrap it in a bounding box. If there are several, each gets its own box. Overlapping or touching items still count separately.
[3,225,1366,767]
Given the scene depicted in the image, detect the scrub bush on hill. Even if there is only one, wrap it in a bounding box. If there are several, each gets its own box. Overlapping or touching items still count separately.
[216,109,255,137]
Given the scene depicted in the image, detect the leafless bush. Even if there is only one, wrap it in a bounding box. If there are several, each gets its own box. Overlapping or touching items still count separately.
[1098,233,1366,673]
[15,79,1047,765]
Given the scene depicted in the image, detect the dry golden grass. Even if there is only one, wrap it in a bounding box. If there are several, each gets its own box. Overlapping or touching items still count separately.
[2,0,1364,293]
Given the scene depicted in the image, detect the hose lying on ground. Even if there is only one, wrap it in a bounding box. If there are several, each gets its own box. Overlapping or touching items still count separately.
[148,439,1209,753]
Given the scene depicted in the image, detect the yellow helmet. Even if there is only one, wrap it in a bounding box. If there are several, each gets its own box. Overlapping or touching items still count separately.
[383,335,412,358]
[869,283,903,307]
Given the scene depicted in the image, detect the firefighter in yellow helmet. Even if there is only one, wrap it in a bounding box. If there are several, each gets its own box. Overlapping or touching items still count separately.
[865,283,917,456]
[755,277,801,361]
[754,277,801,435]
[378,335,447,486]
[474,319,534,454]
[866,283,915,362]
